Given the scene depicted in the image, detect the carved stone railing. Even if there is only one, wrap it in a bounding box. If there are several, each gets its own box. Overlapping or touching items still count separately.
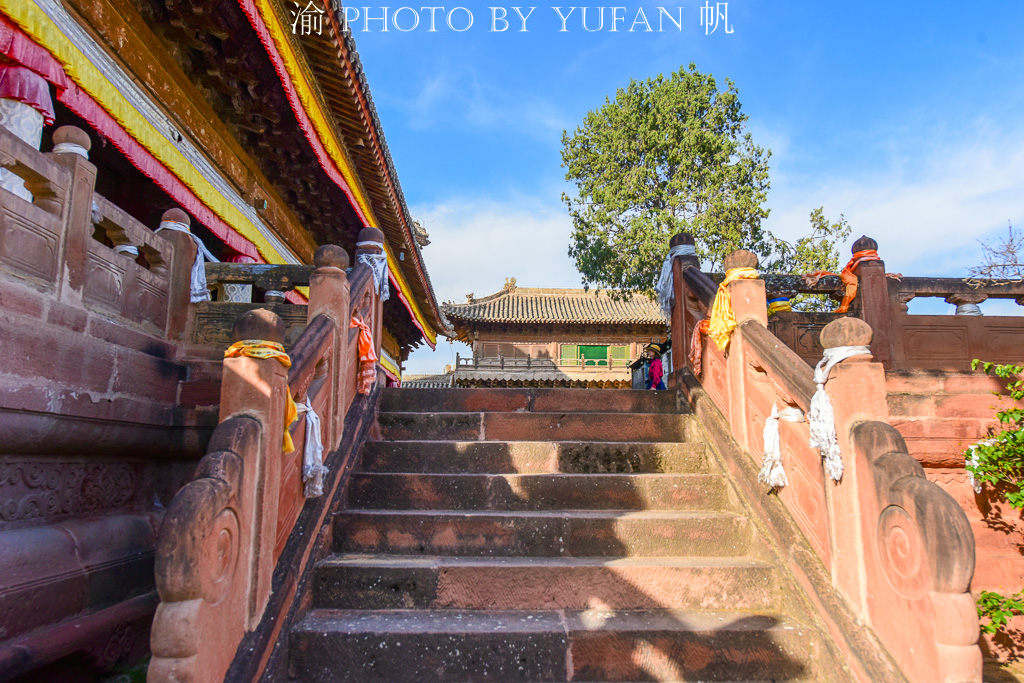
[189,263,315,348]
[0,125,215,678]
[749,236,1024,370]
[668,237,981,682]
[150,234,386,682]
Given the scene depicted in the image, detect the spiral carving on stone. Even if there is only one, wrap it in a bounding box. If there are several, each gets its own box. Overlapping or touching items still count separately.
[877,504,929,599]
[203,507,240,605]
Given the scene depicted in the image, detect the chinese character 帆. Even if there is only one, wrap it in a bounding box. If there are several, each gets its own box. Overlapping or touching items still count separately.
[700,1,733,35]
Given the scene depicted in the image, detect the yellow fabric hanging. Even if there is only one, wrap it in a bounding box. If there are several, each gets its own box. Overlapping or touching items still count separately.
[767,297,792,317]
[707,267,760,351]
[224,339,298,452]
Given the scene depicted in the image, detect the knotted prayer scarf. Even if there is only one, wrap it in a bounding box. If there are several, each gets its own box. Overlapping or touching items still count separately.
[155,220,220,302]
[296,397,327,498]
[835,249,880,314]
[707,267,759,351]
[224,339,298,452]
[656,244,698,319]
[767,297,792,317]
[759,403,805,490]
[350,315,378,394]
[808,344,871,481]
[689,318,710,376]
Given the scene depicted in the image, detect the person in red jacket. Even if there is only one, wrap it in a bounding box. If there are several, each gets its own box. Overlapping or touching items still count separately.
[644,344,666,390]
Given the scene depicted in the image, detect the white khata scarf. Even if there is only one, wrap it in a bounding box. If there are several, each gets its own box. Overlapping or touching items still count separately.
[656,244,698,319]
[808,345,871,482]
[155,220,220,302]
[966,439,994,494]
[356,241,390,302]
[297,396,328,498]
[759,403,805,490]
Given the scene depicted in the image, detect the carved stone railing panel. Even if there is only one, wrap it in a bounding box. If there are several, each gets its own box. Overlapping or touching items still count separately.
[189,300,309,347]
[0,125,72,289]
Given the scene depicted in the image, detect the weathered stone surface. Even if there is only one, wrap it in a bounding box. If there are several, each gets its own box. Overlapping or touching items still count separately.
[347,473,732,512]
[359,440,708,475]
[231,307,284,343]
[819,316,873,349]
[290,609,569,682]
[723,249,758,271]
[314,555,778,611]
[336,510,752,558]
[380,387,680,414]
[313,244,349,270]
[290,608,819,683]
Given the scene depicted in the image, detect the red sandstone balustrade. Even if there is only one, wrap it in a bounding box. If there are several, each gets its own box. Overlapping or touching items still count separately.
[667,236,982,682]
[149,243,387,683]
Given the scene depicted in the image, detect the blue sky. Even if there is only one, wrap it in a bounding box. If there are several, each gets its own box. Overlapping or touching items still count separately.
[343,1,1024,373]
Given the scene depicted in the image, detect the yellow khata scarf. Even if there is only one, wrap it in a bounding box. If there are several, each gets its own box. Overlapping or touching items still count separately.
[708,267,760,351]
[224,339,298,452]
[767,297,792,317]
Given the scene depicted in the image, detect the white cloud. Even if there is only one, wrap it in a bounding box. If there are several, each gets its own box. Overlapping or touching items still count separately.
[404,193,582,375]
[764,119,1024,277]
[394,66,571,137]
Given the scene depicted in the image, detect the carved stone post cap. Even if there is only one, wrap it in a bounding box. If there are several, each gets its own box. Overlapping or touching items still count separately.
[820,317,873,349]
[944,293,987,306]
[669,232,695,248]
[852,235,878,253]
[52,126,92,151]
[161,208,191,226]
[723,249,758,271]
[232,308,285,343]
[314,244,350,270]
[357,227,385,245]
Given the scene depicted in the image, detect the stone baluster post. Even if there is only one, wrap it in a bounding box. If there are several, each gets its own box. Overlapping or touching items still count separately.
[668,232,699,381]
[47,126,97,303]
[160,208,199,341]
[354,226,387,349]
[307,244,350,452]
[812,317,887,614]
[847,236,895,369]
[721,249,767,451]
[217,308,287,629]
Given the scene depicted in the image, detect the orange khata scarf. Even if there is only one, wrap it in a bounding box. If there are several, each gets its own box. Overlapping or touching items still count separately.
[350,316,378,395]
[707,267,759,351]
[224,339,298,452]
[689,318,710,375]
[801,249,881,314]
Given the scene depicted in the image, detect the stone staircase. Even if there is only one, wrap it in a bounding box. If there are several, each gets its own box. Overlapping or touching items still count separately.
[288,388,839,682]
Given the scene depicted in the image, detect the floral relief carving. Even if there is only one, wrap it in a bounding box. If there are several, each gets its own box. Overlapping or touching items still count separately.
[0,461,136,524]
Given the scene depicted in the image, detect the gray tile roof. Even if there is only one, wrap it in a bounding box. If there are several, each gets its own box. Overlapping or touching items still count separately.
[443,287,663,325]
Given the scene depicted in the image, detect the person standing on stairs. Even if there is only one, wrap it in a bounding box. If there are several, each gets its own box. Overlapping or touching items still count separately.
[644,343,666,390]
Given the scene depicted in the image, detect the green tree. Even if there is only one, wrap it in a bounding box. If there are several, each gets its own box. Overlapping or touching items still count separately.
[965,361,1024,636]
[561,63,771,291]
[561,64,849,294]
[766,207,852,311]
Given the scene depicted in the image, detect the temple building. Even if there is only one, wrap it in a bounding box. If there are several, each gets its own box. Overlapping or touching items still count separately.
[0,0,444,677]
[442,279,667,388]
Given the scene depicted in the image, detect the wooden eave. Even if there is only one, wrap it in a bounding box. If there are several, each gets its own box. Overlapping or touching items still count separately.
[267,0,446,335]
[61,0,321,262]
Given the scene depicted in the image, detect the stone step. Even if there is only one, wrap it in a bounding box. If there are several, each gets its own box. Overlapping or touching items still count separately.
[289,608,820,682]
[378,412,694,443]
[347,473,734,512]
[335,510,753,558]
[359,441,709,475]
[382,387,681,414]
[313,554,779,611]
